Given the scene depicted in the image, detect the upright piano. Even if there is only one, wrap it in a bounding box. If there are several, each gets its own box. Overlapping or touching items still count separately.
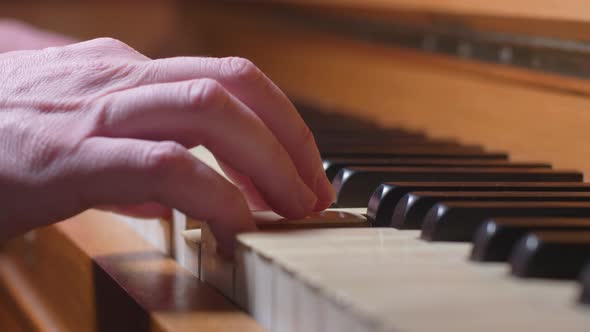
[2,0,590,331]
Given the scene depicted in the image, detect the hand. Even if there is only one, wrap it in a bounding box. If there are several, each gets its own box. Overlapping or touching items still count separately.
[0,19,76,53]
[0,38,335,255]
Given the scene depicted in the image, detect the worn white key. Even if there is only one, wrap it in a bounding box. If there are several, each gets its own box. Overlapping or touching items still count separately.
[116,215,172,255]
[237,228,590,332]
[296,281,322,332]
[201,209,368,305]
[200,222,235,299]
[273,265,296,332]
[173,209,203,276]
[180,229,202,277]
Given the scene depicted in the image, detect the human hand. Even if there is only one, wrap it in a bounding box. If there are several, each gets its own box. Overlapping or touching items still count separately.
[0,38,334,255]
[0,19,76,53]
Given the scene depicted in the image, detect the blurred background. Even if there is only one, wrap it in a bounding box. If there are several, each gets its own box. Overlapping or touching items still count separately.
[1,0,212,57]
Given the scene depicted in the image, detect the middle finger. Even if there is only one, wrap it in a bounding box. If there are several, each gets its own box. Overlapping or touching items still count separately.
[93,78,318,219]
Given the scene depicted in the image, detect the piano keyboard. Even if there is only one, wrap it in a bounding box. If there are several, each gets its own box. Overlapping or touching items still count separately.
[122,102,590,331]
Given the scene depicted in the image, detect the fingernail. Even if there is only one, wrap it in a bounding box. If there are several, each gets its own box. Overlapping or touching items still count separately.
[313,172,336,211]
[298,182,318,213]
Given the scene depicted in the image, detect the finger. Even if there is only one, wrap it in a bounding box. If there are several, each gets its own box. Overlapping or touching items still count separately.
[73,137,256,255]
[98,202,172,219]
[66,37,150,61]
[142,56,335,209]
[217,160,271,211]
[94,78,317,218]
[190,145,270,211]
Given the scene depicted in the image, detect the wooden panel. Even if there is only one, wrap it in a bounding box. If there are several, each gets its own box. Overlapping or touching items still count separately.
[245,0,590,23]
[0,229,93,331]
[223,0,590,40]
[181,4,590,179]
[0,282,31,332]
[0,211,265,332]
[0,2,189,57]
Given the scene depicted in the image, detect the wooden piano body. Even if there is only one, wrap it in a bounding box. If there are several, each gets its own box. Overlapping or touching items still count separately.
[3,0,590,331]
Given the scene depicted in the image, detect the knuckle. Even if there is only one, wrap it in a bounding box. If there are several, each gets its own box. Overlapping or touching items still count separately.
[2,115,80,176]
[144,142,190,175]
[83,38,145,60]
[29,137,63,172]
[42,44,71,61]
[28,134,76,177]
[84,98,112,137]
[92,37,131,50]
[189,79,228,110]
[136,59,165,82]
[222,57,262,82]
[92,60,140,85]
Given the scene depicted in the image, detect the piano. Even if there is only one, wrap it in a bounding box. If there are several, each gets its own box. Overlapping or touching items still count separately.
[2,0,590,331]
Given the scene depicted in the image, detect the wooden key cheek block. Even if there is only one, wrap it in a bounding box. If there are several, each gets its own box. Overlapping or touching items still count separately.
[192,210,369,309]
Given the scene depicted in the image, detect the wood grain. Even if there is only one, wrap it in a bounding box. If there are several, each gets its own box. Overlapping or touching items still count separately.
[3,1,590,331]
[217,0,590,40]
[0,211,265,332]
[0,2,188,57]
[182,3,590,180]
[0,280,31,332]
[244,0,590,23]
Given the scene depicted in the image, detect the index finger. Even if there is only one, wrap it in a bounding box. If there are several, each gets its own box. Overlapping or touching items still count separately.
[143,56,335,209]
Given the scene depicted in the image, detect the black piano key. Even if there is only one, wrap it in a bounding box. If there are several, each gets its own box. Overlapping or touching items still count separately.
[334,167,583,207]
[314,130,435,139]
[421,201,590,242]
[295,103,380,130]
[471,217,590,262]
[510,231,590,279]
[323,158,551,181]
[322,147,508,159]
[393,191,590,229]
[321,145,493,159]
[319,143,486,156]
[313,130,427,142]
[367,182,590,227]
[319,142,483,154]
[580,264,590,304]
[315,134,449,145]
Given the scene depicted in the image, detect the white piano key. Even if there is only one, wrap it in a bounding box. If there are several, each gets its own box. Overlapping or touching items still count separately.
[171,209,187,259]
[296,281,322,332]
[115,215,172,255]
[273,265,296,332]
[203,209,369,306]
[190,145,227,178]
[251,252,274,330]
[237,228,590,332]
[180,229,201,277]
[172,210,203,277]
[200,223,235,299]
[235,243,257,310]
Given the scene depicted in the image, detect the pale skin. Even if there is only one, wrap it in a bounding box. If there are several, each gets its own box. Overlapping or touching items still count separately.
[0,20,335,256]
